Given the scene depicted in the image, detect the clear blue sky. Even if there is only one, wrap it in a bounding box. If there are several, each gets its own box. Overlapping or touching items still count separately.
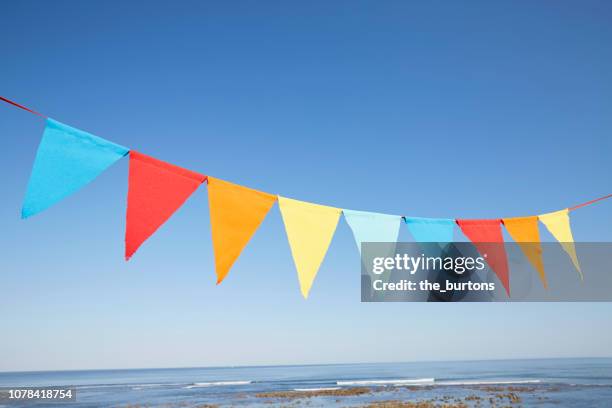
[1,0,611,372]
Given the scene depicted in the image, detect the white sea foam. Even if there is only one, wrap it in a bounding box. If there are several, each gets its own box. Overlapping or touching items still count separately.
[293,387,341,392]
[76,384,124,389]
[337,378,435,386]
[131,383,186,390]
[436,379,541,386]
[76,383,185,390]
[184,380,252,389]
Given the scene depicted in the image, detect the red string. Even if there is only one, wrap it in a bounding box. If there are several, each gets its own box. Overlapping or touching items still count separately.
[0,96,46,118]
[569,193,612,211]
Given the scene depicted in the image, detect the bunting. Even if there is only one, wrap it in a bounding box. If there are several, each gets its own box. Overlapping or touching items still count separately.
[404,217,455,243]
[2,95,609,298]
[208,177,277,284]
[22,118,129,218]
[278,197,342,298]
[502,216,547,288]
[456,219,510,296]
[539,209,583,280]
[125,151,206,260]
[343,210,402,253]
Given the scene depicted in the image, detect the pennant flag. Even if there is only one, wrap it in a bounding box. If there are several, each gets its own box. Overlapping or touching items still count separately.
[22,118,129,218]
[125,151,206,260]
[502,216,547,288]
[456,219,510,296]
[278,197,342,299]
[343,210,402,253]
[404,217,455,261]
[404,217,455,243]
[539,209,582,280]
[208,177,277,284]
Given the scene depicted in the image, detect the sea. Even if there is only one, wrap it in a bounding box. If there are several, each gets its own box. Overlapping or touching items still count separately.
[1,358,611,407]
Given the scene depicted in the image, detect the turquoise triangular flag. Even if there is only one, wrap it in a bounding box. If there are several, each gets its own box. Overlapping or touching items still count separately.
[404,217,454,243]
[343,209,402,253]
[22,118,129,218]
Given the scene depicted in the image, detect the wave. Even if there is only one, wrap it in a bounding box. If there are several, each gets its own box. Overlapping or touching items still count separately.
[184,380,252,389]
[335,378,540,387]
[76,383,187,390]
[337,378,435,386]
[293,387,341,392]
[436,379,542,386]
[131,383,186,390]
[76,384,126,390]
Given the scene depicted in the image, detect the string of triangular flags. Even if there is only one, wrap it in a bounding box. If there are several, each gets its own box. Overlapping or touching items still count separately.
[3,96,611,298]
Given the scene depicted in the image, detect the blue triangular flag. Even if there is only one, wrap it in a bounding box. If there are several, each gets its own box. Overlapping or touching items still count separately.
[343,209,402,253]
[404,217,454,243]
[22,118,129,218]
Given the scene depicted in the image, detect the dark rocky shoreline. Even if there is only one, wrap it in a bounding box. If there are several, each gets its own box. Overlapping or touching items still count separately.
[251,384,545,407]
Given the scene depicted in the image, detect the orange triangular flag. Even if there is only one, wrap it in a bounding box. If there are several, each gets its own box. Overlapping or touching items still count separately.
[207,177,277,284]
[502,216,547,288]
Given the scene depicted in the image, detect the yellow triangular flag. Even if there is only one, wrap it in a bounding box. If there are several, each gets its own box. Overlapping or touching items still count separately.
[278,196,342,298]
[208,177,277,284]
[502,216,547,288]
[538,209,583,280]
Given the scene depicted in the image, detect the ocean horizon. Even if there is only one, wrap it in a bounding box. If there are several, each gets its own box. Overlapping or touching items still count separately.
[2,356,611,375]
[1,357,611,407]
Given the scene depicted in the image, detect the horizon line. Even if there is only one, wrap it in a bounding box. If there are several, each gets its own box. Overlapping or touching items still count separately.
[2,355,612,375]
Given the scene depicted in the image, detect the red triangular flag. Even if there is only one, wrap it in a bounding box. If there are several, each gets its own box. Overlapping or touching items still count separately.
[456,219,510,296]
[125,151,206,260]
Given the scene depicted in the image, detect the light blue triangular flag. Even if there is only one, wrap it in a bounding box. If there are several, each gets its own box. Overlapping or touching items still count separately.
[22,118,129,218]
[404,217,454,243]
[343,209,402,253]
